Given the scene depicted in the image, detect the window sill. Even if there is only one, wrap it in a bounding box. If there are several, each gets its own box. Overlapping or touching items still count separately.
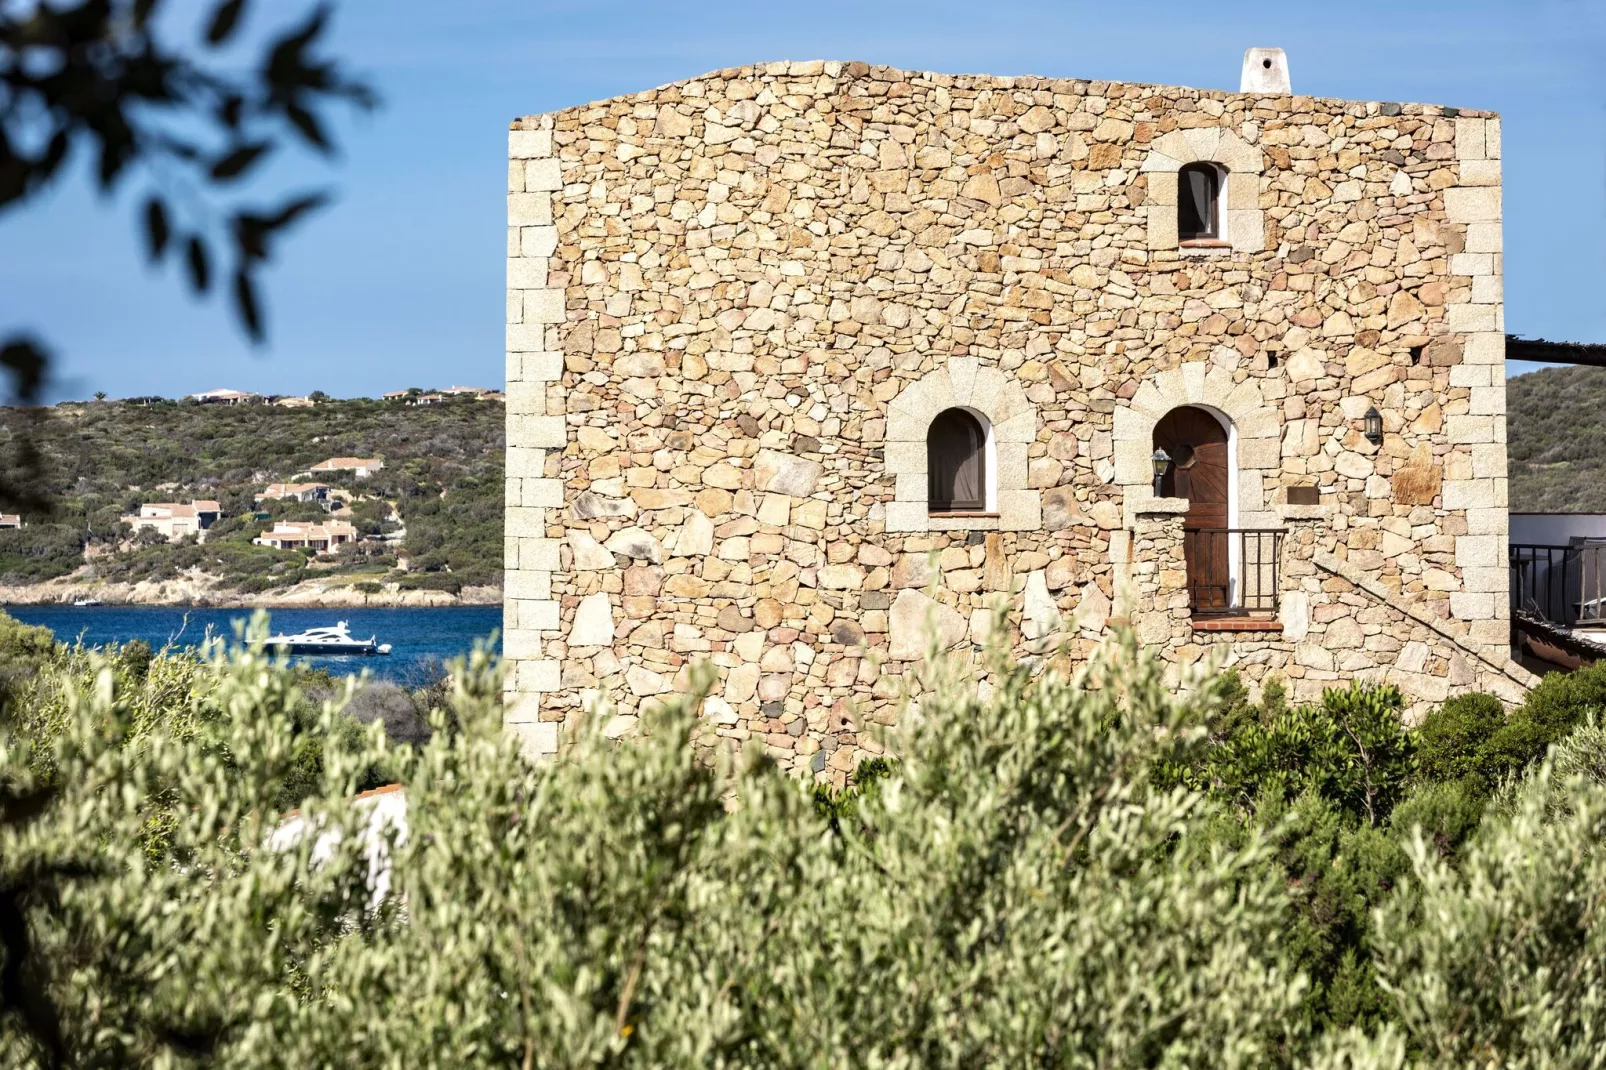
[1178,241,1234,258]
[1190,616,1283,633]
[928,511,1000,532]
[1179,239,1230,248]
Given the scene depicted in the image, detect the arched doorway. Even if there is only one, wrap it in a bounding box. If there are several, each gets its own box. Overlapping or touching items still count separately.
[1154,406,1230,611]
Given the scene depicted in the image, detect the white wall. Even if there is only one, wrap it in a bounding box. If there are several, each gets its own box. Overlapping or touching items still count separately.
[1510,514,1606,546]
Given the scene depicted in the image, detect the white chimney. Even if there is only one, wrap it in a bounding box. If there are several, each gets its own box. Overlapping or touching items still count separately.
[1240,48,1291,94]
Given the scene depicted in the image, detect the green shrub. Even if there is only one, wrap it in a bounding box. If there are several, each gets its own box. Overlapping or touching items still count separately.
[1414,692,1505,788]
[1170,678,1411,827]
[3,635,1314,1067]
[1484,660,1606,778]
[353,580,383,595]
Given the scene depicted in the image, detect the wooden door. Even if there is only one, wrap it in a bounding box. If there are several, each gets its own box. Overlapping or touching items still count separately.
[1154,407,1230,611]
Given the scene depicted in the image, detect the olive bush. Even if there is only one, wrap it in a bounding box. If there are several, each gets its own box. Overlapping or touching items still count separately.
[4,634,1309,1068]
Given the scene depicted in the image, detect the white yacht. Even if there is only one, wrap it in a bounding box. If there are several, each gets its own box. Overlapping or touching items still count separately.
[71,598,104,607]
[265,621,391,656]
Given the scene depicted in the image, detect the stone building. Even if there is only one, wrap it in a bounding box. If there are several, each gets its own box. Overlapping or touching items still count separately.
[503,55,1534,779]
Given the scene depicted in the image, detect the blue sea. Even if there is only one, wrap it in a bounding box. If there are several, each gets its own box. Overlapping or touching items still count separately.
[4,605,503,685]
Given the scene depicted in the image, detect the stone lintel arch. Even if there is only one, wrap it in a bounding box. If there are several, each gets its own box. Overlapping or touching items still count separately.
[1112,363,1281,529]
[1141,127,1265,253]
[884,357,1041,533]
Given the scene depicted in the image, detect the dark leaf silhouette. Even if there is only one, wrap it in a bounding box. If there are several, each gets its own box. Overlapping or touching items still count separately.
[209,142,272,181]
[186,235,211,293]
[233,268,262,342]
[143,197,170,262]
[205,0,248,45]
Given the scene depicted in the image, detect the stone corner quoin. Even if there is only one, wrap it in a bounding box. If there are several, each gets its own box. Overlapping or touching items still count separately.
[501,58,1515,775]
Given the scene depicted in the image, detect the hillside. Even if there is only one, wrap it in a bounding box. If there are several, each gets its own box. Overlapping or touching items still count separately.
[1507,364,1606,513]
[0,397,503,597]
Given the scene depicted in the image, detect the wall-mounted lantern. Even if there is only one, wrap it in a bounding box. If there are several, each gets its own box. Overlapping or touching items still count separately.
[1363,407,1384,446]
[1151,448,1170,496]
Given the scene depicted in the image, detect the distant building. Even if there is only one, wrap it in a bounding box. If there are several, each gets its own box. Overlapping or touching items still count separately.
[121,395,166,406]
[121,501,222,542]
[412,393,444,406]
[304,457,385,479]
[274,396,316,408]
[254,519,359,552]
[479,390,506,403]
[257,482,331,504]
[191,388,262,405]
[441,385,494,397]
[382,390,413,402]
[0,514,21,529]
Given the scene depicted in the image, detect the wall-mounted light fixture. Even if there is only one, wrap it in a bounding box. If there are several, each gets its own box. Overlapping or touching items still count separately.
[1151,448,1170,496]
[1363,407,1384,446]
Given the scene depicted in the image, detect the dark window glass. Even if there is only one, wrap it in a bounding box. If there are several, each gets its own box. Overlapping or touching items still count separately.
[927,408,986,513]
[1178,163,1222,241]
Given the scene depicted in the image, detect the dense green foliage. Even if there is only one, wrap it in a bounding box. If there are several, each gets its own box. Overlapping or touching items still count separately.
[9,617,1606,1065]
[0,396,503,591]
[1507,363,1606,511]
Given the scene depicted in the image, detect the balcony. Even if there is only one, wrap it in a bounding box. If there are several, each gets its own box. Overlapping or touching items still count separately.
[1182,528,1284,629]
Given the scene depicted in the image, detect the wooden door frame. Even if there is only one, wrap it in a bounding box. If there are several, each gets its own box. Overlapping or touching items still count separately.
[1154,403,1239,609]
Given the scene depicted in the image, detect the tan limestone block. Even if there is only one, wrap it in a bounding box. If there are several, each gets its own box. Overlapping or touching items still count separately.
[1444,187,1501,224]
[508,129,552,159]
[998,489,1042,531]
[1442,478,1495,510]
[1214,130,1263,173]
[1152,130,1190,163]
[508,192,552,226]
[1181,127,1221,161]
[1227,171,1258,209]
[1464,222,1502,253]
[518,537,560,572]
[524,158,562,192]
[885,502,929,533]
[514,657,561,692]
[520,289,565,324]
[519,225,558,257]
[1147,171,1178,206]
[1140,151,1183,174]
[885,440,926,473]
[508,257,548,289]
[946,356,979,405]
[1228,208,1265,252]
[1485,117,1501,159]
[1455,535,1501,568]
[511,414,567,448]
[1446,304,1497,332]
[1454,117,1486,161]
[1448,592,1496,620]
[515,597,561,632]
[1147,209,1178,250]
[507,722,558,761]
[997,440,1029,489]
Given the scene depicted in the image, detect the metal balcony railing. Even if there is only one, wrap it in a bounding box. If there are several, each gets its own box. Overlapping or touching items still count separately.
[1182,528,1284,617]
[1510,542,1606,629]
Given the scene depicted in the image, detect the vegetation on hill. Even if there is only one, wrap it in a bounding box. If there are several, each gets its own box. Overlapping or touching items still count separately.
[7,617,1606,1065]
[0,396,503,593]
[1507,363,1606,512]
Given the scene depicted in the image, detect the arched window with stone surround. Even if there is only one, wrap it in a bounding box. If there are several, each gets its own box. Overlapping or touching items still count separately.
[927,407,990,514]
[1178,162,1225,244]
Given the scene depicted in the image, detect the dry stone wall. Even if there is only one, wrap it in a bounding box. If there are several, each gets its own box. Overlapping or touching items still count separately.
[505,60,1525,777]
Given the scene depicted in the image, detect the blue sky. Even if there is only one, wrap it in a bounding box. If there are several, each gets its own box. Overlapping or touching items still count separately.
[4,0,1603,400]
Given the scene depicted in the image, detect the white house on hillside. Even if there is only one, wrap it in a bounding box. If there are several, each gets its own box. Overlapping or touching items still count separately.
[121,501,222,542]
[303,457,385,479]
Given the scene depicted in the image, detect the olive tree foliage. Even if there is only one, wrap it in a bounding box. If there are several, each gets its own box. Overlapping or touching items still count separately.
[4,634,1311,1068]
[1367,768,1606,1067]
[0,0,372,510]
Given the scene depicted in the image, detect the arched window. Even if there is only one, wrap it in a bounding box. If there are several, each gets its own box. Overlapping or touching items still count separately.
[927,407,988,513]
[1177,162,1225,243]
